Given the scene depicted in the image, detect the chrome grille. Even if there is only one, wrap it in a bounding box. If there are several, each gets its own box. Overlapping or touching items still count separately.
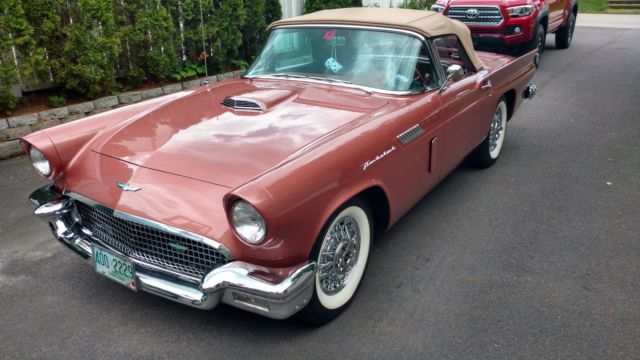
[446,6,504,27]
[75,201,228,278]
[222,97,263,111]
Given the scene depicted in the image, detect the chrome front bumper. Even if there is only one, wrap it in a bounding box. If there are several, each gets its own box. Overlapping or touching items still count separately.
[29,185,317,319]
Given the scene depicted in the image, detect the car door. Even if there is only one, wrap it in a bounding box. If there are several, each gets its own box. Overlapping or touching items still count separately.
[379,41,446,211]
[433,35,496,176]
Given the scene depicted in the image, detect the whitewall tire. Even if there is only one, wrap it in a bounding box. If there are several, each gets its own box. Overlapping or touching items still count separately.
[298,199,372,324]
[470,97,508,168]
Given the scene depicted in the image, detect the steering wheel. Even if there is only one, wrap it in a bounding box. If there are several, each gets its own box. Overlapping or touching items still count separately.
[413,68,427,84]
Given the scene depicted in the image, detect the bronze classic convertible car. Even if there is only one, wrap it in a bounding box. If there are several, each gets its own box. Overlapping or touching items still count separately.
[22,8,537,324]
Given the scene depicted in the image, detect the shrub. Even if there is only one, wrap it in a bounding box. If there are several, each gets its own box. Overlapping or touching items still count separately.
[240,0,266,62]
[48,95,66,108]
[264,0,283,24]
[304,0,363,14]
[397,0,434,10]
[171,61,205,81]
[0,89,17,115]
[56,0,120,98]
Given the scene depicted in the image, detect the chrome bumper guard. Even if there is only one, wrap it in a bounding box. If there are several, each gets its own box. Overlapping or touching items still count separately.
[30,186,317,320]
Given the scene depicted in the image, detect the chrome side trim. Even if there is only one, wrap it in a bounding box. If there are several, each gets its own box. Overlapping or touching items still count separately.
[397,124,425,145]
[63,190,233,260]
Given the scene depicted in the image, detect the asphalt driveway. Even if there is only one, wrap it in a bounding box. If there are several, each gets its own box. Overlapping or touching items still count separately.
[1,26,639,359]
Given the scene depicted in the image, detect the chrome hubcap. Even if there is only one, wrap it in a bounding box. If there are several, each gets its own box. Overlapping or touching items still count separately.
[489,106,504,153]
[318,216,360,295]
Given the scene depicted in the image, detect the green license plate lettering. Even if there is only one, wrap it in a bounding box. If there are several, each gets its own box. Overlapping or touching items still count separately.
[93,245,137,291]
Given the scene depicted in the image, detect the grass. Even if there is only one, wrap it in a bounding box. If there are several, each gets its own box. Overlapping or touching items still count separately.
[581,0,607,12]
[580,0,640,14]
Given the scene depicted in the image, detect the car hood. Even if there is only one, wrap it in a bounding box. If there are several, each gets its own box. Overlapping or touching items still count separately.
[92,80,388,188]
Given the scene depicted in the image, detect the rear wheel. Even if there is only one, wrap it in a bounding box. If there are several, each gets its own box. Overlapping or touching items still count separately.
[470,98,508,168]
[556,12,576,49]
[297,199,372,325]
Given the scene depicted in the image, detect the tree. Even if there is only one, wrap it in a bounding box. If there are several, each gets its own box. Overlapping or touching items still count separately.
[57,0,120,98]
[304,0,362,14]
[264,0,282,25]
[397,0,434,9]
[0,0,39,113]
[21,0,63,84]
[209,0,246,71]
[239,0,265,62]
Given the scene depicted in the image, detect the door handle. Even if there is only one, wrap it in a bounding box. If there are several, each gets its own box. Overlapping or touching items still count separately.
[481,80,492,90]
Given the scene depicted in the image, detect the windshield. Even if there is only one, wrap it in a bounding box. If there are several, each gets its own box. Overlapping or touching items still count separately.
[245,27,438,92]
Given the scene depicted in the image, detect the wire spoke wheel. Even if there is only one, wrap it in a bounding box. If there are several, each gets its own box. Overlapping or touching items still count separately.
[299,200,372,324]
[318,216,361,295]
[489,101,507,159]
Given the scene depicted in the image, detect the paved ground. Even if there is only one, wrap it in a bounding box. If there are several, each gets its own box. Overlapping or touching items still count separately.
[1,26,639,360]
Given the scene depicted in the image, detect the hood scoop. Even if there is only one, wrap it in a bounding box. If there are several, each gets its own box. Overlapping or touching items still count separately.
[222,97,264,111]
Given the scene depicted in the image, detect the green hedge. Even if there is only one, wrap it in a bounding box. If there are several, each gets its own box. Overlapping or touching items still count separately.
[0,0,282,113]
[304,0,363,14]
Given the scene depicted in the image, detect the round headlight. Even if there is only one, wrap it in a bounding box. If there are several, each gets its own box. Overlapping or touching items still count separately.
[231,200,266,244]
[30,147,51,177]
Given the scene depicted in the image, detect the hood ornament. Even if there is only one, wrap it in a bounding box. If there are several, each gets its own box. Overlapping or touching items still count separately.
[116,182,141,192]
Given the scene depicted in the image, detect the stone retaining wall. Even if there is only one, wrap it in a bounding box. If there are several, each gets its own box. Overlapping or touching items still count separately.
[0,70,244,160]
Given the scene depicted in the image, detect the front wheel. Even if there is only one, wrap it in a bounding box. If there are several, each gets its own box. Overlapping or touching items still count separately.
[527,24,546,68]
[297,199,372,325]
[469,98,508,168]
[556,12,576,49]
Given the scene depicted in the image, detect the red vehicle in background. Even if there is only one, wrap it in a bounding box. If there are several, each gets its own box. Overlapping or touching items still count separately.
[432,0,578,66]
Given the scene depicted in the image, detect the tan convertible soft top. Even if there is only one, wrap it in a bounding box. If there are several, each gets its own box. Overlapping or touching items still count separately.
[270,7,483,70]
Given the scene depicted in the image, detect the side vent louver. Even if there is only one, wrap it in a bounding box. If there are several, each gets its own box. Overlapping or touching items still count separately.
[397,124,425,145]
[222,97,264,111]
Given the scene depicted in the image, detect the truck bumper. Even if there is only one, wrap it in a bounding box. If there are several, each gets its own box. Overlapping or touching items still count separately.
[29,185,317,320]
[468,15,538,49]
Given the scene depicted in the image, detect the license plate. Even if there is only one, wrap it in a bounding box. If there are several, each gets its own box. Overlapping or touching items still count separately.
[93,245,137,291]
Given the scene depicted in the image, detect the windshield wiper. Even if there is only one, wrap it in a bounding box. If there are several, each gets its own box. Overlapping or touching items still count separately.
[249,73,308,79]
[250,73,372,95]
[308,76,373,95]
[307,76,352,85]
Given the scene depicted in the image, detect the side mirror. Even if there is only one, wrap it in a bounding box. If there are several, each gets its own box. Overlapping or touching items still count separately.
[446,64,465,81]
[438,64,465,93]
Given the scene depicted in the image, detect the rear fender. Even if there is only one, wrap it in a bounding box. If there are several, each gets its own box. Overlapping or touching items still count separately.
[479,50,537,117]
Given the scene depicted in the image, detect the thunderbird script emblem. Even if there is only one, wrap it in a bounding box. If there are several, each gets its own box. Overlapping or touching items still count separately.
[116,182,141,192]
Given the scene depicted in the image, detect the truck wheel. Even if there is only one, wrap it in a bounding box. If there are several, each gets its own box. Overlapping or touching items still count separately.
[470,97,508,168]
[556,12,576,49]
[297,199,372,325]
[527,24,546,67]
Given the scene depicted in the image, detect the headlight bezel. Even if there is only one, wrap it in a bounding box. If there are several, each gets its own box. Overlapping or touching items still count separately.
[431,4,446,13]
[29,146,52,177]
[506,5,535,18]
[231,200,267,245]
